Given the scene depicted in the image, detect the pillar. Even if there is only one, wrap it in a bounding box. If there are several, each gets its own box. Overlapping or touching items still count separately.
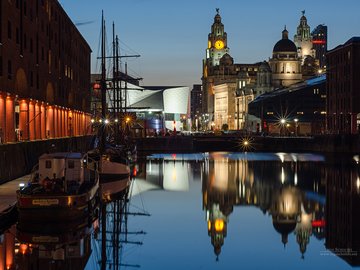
[19,99,29,141]
[29,101,35,140]
[62,109,66,137]
[35,102,41,140]
[5,96,15,142]
[68,110,73,136]
[74,112,78,136]
[46,106,54,138]
[41,104,46,139]
[0,94,5,143]
[54,107,58,138]
[64,110,68,136]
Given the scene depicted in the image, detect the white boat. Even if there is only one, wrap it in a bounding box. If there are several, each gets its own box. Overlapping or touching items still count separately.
[16,152,99,222]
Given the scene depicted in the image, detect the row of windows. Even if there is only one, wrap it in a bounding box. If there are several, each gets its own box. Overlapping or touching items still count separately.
[45,160,75,169]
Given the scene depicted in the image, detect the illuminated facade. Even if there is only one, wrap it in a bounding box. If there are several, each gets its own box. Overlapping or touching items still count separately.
[202,10,269,129]
[294,11,315,63]
[0,0,92,143]
[202,9,230,117]
[269,27,302,88]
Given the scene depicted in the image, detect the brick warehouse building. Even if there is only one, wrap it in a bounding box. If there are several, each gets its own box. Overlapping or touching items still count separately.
[0,0,91,143]
[327,37,360,134]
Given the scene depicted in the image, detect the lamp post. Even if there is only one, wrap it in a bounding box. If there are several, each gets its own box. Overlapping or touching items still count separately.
[294,118,298,136]
[280,118,286,137]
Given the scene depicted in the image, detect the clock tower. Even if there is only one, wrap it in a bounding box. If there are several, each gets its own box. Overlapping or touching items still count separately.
[202,9,231,119]
[206,9,229,66]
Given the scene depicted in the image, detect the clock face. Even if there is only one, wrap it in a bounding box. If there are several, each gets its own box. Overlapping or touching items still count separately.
[208,40,211,49]
[215,40,224,50]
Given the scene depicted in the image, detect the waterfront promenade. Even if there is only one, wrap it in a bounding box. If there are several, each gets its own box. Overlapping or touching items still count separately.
[0,175,29,213]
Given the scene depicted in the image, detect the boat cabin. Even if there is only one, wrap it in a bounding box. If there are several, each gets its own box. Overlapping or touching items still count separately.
[38,152,87,186]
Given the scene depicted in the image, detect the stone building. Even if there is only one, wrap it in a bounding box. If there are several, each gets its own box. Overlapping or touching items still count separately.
[0,0,92,143]
[269,27,302,88]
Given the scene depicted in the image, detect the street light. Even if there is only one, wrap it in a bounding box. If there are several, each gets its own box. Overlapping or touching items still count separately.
[280,118,286,136]
[294,118,299,136]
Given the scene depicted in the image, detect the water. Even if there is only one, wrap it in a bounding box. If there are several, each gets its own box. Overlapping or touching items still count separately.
[2,152,359,269]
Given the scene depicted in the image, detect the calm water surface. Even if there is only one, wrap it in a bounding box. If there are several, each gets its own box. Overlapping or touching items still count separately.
[4,152,360,269]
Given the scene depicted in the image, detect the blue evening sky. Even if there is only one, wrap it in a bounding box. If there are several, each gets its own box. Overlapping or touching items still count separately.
[58,0,360,87]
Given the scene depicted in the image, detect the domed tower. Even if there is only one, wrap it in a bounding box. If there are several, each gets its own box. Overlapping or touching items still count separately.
[294,10,315,62]
[269,27,302,88]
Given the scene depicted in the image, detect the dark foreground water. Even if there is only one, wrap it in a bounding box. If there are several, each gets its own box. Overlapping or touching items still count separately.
[1,152,359,269]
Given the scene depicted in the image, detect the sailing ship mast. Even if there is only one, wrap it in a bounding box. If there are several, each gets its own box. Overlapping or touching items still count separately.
[99,10,107,152]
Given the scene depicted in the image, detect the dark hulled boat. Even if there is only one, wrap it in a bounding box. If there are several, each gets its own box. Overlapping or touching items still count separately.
[16,152,99,222]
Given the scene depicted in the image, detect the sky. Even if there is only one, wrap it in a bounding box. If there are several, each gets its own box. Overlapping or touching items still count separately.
[58,0,360,88]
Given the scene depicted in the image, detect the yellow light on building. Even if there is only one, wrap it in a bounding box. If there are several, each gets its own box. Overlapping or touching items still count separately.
[215,219,224,232]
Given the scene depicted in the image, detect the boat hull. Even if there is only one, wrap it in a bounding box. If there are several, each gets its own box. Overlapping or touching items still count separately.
[17,181,99,222]
[99,158,130,182]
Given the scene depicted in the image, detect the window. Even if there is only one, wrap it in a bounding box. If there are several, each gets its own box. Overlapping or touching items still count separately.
[45,160,52,168]
[7,21,11,39]
[16,28,19,44]
[7,60,12,79]
[68,160,75,169]
[30,71,33,87]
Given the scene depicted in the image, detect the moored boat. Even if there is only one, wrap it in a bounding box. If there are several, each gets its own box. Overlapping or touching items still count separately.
[16,152,99,222]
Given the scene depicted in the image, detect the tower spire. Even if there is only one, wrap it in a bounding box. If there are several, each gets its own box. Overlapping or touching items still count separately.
[216,8,220,15]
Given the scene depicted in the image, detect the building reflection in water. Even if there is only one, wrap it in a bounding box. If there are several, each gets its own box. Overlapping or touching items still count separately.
[1,153,359,268]
[201,152,326,259]
[325,155,360,266]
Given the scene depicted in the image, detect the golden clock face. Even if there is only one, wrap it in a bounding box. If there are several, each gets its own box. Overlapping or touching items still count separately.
[215,40,224,50]
[208,40,211,49]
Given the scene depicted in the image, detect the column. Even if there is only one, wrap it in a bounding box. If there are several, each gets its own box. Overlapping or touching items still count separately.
[35,102,41,140]
[5,96,15,142]
[62,109,66,137]
[54,107,58,138]
[40,104,46,139]
[29,101,35,140]
[19,99,29,141]
[0,94,5,143]
[46,105,54,138]
[64,110,68,136]
[68,110,73,136]
[74,112,78,136]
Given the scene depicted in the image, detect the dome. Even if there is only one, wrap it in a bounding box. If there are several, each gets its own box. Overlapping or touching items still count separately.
[273,27,297,53]
[273,220,297,235]
[273,39,297,53]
